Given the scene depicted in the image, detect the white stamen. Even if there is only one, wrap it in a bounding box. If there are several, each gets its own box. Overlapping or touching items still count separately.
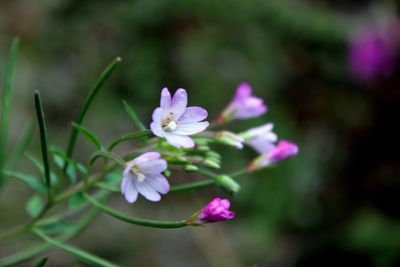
[164,120,177,131]
[136,173,146,183]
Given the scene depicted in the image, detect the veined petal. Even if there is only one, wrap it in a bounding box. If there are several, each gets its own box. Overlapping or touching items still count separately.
[164,132,195,148]
[121,177,138,203]
[178,107,208,123]
[170,88,188,119]
[173,121,209,135]
[160,88,171,109]
[152,107,163,123]
[150,122,164,137]
[139,159,167,174]
[146,174,170,194]
[133,152,161,165]
[135,181,161,201]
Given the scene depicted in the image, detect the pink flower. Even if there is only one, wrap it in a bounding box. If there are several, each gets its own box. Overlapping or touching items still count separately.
[240,123,277,154]
[191,198,235,224]
[150,88,209,148]
[218,83,267,123]
[121,152,169,203]
[248,140,299,171]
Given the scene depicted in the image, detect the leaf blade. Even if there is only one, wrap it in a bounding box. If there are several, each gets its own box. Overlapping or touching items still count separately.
[122,100,146,131]
[71,122,102,150]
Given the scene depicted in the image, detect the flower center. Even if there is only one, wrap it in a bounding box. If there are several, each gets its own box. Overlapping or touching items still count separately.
[130,166,146,183]
[164,120,177,131]
[161,112,178,131]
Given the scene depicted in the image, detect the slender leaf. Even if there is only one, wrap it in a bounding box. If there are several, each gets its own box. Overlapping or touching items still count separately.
[32,257,48,267]
[33,229,119,267]
[84,193,188,228]
[25,195,44,218]
[0,37,19,185]
[1,170,46,193]
[71,122,102,150]
[122,100,146,131]
[34,91,52,199]
[68,192,87,210]
[108,130,151,151]
[25,154,57,185]
[8,119,34,169]
[89,150,126,167]
[50,147,87,184]
[64,57,121,173]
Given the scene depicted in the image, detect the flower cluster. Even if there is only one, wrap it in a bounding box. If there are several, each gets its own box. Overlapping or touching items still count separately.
[120,84,299,225]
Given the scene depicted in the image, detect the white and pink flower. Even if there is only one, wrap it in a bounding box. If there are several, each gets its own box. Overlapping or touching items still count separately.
[240,123,277,154]
[121,152,169,203]
[150,88,209,148]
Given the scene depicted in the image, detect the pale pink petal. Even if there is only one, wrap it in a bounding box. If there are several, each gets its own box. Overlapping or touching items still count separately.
[160,88,171,109]
[135,181,161,201]
[178,107,208,123]
[152,107,163,123]
[150,122,164,137]
[170,88,188,119]
[146,174,170,194]
[133,152,161,165]
[173,121,209,135]
[122,177,138,203]
[139,159,167,174]
[164,132,195,148]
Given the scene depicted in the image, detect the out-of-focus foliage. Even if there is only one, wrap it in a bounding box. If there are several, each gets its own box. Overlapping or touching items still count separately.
[1,0,400,266]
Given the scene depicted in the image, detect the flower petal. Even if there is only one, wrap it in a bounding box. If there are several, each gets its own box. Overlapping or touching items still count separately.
[234,83,252,101]
[173,121,209,135]
[152,107,163,123]
[164,132,195,148]
[170,88,188,119]
[146,174,170,194]
[133,152,161,165]
[160,88,171,110]
[121,176,138,203]
[135,181,161,201]
[178,107,208,123]
[150,122,164,138]
[139,159,167,174]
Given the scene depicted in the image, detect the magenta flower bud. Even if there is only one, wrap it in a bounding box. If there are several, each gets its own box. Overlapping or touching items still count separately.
[248,140,299,171]
[218,83,267,124]
[189,198,235,225]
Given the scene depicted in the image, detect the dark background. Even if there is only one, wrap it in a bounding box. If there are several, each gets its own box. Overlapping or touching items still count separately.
[1,0,400,266]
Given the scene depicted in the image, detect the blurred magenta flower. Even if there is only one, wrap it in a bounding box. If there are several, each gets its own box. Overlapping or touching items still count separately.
[248,140,298,171]
[349,22,399,82]
[121,152,169,203]
[190,198,235,224]
[240,123,277,154]
[218,83,266,124]
[150,88,209,148]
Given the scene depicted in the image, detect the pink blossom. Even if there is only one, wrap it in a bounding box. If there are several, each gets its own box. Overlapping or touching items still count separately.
[248,140,299,171]
[150,88,209,148]
[194,198,235,224]
[218,83,267,123]
[121,152,169,203]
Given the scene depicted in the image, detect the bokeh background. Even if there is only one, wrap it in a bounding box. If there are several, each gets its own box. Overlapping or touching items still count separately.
[1,0,400,266]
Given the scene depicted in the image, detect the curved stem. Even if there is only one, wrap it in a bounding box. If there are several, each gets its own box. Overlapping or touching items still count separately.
[229,169,248,178]
[107,130,152,151]
[170,179,215,193]
[84,193,188,229]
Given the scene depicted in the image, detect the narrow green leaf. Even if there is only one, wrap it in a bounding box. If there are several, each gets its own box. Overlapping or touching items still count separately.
[33,228,119,267]
[64,57,121,173]
[50,147,87,184]
[32,257,48,267]
[8,119,34,169]
[34,91,52,200]
[0,37,19,185]
[94,182,120,193]
[1,170,46,193]
[89,150,126,167]
[71,122,102,150]
[108,130,152,151]
[84,193,188,228]
[25,154,57,185]
[68,192,87,210]
[41,223,76,235]
[25,195,44,218]
[122,100,146,131]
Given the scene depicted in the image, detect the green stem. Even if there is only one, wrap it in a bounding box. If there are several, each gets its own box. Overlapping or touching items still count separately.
[34,91,52,200]
[170,179,215,193]
[0,37,19,185]
[33,228,119,267]
[84,193,189,228]
[63,57,121,173]
[230,169,248,178]
[108,130,152,151]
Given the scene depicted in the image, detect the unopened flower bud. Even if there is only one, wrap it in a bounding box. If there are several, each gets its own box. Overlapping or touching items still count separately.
[215,175,241,195]
[188,198,235,225]
[184,164,199,172]
[202,159,221,169]
[215,131,244,149]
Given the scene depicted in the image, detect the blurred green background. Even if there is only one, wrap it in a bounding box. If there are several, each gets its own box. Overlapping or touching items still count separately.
[1,0,400,266]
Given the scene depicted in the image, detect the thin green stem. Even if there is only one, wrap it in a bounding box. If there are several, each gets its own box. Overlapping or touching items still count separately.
[230,169,248,178]
[170,179,215,193]
[84,193,189,228]
[63,57,121,173]
[108,130,152,151]
[34,91,52,200]
[0,37,19,185]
